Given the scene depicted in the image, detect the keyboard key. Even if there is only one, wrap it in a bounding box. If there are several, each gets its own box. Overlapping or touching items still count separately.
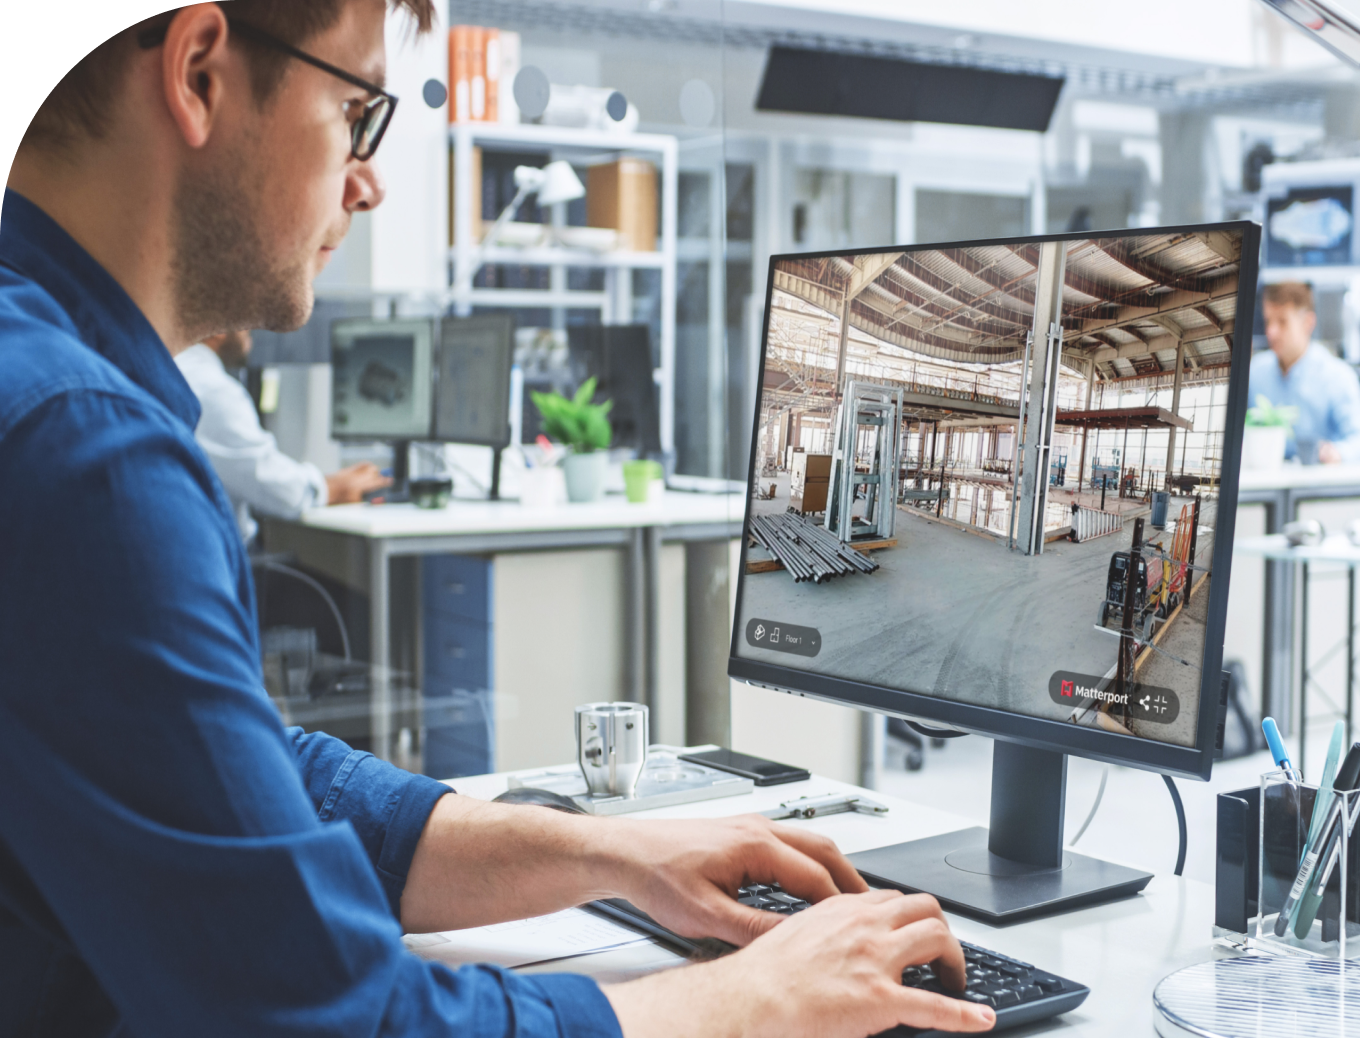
[998,964,1028,979]
[962,991,996,1007]
[1016,984,1043,1002]
[1033,974,1064,993]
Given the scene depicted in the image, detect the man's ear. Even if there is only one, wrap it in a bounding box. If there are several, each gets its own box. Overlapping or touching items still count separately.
[159,3,234,150]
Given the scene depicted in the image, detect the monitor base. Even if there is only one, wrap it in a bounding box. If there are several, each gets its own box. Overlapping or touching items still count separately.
[849,826,1151,923]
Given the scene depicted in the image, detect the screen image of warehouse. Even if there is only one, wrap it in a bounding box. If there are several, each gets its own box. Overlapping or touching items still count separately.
[736,230,1246,748]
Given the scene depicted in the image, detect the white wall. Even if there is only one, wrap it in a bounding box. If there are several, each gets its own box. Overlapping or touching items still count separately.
[369,7,448,295]
[742,0,1267,68]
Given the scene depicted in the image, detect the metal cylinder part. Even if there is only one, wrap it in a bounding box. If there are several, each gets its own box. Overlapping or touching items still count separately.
[575,702,649,798]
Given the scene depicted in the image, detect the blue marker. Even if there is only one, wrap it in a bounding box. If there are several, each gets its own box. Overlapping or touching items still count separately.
[1262,717,1301,783]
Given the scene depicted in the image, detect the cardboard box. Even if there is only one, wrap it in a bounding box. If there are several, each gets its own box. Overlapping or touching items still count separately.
[791,481,828,514]
[587,160,658,252]
[792,452,832,484]
[449,145,482,245]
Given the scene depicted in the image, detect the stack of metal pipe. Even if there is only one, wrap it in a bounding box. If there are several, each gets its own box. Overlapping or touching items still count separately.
[749,513,880,583]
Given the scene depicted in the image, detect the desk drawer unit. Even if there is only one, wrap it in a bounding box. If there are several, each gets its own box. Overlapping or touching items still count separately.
[422,555,494,779]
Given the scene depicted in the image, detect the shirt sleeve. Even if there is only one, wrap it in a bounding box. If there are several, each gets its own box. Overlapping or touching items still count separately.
[188,359,328,516]
[0,388,621,1038]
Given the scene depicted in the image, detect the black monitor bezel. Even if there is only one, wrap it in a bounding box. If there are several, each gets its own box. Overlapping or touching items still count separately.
[329,317,437,442]
[728,221,1261,782]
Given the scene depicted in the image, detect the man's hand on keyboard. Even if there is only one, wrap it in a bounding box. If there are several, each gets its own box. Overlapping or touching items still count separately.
[609,814,869,947]
[604,889,996,1038]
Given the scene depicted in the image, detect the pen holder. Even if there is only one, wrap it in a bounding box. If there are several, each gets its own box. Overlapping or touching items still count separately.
[1251,770,1360,959]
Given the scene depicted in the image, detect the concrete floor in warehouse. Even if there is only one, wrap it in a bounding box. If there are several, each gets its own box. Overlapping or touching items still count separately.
[879,730,1299,888]
[739,484,1217,751]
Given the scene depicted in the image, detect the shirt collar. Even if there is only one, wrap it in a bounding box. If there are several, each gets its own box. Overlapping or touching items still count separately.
[0,188,200,430]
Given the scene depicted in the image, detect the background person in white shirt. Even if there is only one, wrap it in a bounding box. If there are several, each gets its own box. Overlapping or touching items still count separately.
[177,330,389,542]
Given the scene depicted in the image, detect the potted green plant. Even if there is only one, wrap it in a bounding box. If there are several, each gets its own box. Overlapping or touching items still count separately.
[1243,395,1296,471]
[532,377,614,502]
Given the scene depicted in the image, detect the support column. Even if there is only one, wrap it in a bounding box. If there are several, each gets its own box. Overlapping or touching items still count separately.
[833,292,851,398]
[1016,241,1067,555]
[1164,341,1185,484]
[1078,362,1095,491]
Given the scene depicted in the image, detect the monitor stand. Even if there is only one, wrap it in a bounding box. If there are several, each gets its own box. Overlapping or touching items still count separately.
[368,440,412,505]
[847,740,1152,923]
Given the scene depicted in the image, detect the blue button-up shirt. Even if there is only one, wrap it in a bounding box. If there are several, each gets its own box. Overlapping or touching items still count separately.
[1248,343,1360,463]
[0,189,620,1038]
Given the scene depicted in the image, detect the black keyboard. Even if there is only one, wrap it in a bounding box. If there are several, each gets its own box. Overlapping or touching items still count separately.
[588,884,1089,1037]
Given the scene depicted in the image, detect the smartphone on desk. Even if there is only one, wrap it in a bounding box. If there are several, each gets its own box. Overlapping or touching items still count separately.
[678,748,810,786]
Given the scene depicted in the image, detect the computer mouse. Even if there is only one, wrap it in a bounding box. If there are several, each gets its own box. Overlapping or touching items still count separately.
[493,787,587,814]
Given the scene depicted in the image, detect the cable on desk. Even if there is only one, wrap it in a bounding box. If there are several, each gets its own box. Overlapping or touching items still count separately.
[905,721,968,739]
[1068,764,1109,847]
[262,562,352,662]
[1162,774,1186,876]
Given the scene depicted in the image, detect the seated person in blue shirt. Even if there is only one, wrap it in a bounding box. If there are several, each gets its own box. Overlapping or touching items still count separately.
[1249,281,1360,464]
[0,4,992,1038]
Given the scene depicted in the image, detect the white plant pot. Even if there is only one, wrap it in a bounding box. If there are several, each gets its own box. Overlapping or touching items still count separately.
[1242,425,1288,471]
[563,450,608,503]
[519,466,567,508]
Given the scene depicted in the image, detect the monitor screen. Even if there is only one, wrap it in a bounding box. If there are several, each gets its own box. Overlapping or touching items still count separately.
[434,314,514,447]
[732,226,1257,765]
[330,319,434,441]
[567,325,662,454]
[1265,184,1354,268]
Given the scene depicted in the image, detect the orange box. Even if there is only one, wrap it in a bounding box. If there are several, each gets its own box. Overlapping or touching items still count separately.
[448,145,482,244]
[586,159,658,252]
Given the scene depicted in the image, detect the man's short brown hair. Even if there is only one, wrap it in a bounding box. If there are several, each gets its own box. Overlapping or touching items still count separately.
[1262,281,1315,313]
[24,1,436,150]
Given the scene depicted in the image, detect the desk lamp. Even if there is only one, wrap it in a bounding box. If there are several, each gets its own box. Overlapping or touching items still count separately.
[482,161,586,247]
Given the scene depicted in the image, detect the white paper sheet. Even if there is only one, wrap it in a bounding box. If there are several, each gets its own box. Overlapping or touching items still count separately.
[403,907,651,969]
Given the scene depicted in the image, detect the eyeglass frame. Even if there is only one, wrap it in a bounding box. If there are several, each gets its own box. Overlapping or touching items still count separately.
[136,11,398,162]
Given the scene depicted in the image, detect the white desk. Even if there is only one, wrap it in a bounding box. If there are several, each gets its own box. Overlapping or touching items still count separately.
[1236,465,1360,734]
[1237,532,1359,775]
[264,493,745,762]
[446,769,1219,1037]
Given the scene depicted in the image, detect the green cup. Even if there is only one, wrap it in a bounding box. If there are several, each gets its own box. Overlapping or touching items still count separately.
[623,460,662,503]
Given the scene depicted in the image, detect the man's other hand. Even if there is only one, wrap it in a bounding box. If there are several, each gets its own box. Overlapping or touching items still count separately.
[607,814,869,947]
[326,462,391,504]
[1320,441,1342,464]
[604,891,996,1038]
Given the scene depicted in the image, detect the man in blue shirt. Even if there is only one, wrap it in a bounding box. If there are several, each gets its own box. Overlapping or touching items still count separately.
[0,4,992,1038]
[1249,281,1360,463]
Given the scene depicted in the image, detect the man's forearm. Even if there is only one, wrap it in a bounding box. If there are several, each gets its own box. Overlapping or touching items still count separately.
[399,794,628,933]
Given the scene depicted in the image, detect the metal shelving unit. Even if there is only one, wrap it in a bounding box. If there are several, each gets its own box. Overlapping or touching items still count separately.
[448,121,679,452]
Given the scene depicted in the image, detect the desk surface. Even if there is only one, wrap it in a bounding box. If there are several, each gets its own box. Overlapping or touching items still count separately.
[1238,463,1360,493]
[449,769,1217,1037]
[296,491,746,539]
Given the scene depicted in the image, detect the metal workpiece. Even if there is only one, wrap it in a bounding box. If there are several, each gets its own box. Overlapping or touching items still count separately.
[748,512,880,583]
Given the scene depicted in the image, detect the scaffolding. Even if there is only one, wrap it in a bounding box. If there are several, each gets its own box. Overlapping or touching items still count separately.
[826,380,903,543]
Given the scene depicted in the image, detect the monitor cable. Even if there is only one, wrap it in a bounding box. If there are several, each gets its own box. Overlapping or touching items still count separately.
[261,562,352,662]
[905,721,968,739]
[1162,774,1187,877]
[1067,764,1109,848]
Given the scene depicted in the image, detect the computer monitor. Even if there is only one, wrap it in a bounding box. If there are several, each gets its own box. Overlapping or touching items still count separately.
[730,223,1260,921]
[330,318,435,442]
[568,324,662,455]
[434,314,514,448]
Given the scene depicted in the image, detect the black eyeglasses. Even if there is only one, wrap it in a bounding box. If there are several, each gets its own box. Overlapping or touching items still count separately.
[137,13,398,162]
